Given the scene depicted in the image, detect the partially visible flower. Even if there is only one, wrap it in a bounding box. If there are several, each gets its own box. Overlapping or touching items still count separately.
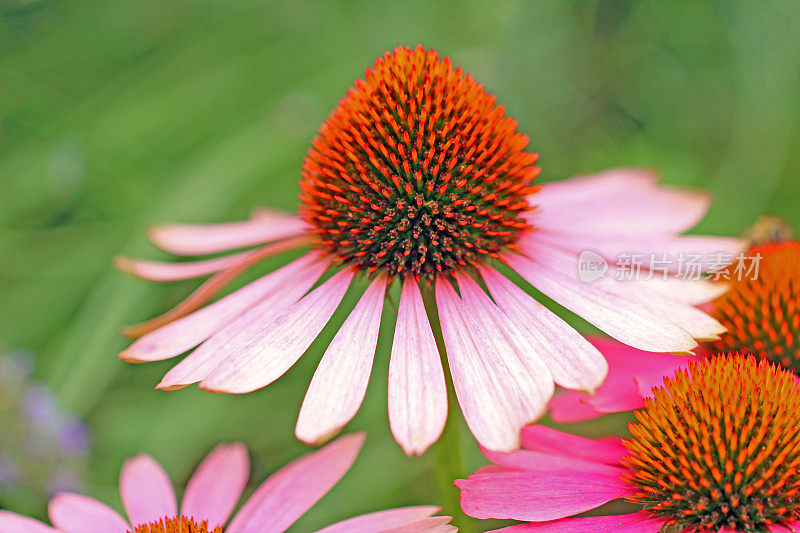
[116,45,740,453]
[458,355,800,532]
[551,239,800,421]
[0,349,89,510]
[0,433,455,533]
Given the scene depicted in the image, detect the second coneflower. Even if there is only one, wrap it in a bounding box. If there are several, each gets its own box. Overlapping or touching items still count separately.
[116,45,740,453]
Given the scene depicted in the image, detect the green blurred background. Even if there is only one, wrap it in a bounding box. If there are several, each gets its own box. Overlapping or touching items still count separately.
[2,0,800,530]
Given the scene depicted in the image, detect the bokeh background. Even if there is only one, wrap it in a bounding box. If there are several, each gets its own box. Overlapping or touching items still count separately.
[3,0,800,530]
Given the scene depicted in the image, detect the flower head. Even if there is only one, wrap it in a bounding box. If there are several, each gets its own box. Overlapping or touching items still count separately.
[116,45,741,454]
[458,354,800,532]
[0,433,455,533]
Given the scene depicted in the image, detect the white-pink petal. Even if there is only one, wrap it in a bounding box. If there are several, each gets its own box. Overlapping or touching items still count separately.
[227,433,364,533]
[123,252,325,363]
[149,215,307,256]
[296,279,387,445]
[119,454,177,529]
[200,269,355,394]
[114,251,252,282]
[0,512,58,533]
[180,443,250,529]
[314,506,440,533]
[481,266,607,392]
[48,493,130,533]
[388,278,448,456]
[436,280,553,452]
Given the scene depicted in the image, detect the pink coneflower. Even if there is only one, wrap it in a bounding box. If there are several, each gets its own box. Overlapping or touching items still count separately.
[457,355,800,532]
[0,433,455,533]
[116,45,740,453]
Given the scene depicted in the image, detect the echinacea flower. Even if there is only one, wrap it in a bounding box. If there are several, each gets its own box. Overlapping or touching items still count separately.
[550,239,800,422]
[457,354,800,532]
[116,45,740,453]
[0,433,455,533]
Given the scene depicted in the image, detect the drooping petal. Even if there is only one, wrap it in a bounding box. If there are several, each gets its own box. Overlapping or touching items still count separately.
[531,168,711,236]
[0,512,58,533]
[296,279,387,445]
[114,251,252,282]
[388,278,448,456]
[148,215,307,256]
[119,455,177,528]
[226,433,364,533]
[180,443,250,529]
[436,280,553,452]
[506,253,697,353]
[121,237,312,339]
[479,447,623,477]
[519,425,626,465]
[545,392,603,423]
[314,506,440,533]
[379,517,457,533]
[456,469,631,521]
[489,512,661,532]
[200,269,355,394]
[480,266,607,392]
[122,251,326,363]
[48,494,130,533]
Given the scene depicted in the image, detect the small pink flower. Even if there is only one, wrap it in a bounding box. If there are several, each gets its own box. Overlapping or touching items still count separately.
[0,433,454,533]
[457,355,800,532]
[117,46,740,454]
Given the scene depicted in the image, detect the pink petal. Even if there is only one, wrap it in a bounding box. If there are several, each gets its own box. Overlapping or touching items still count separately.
[123,252,325,364]
[200,269,355,394]
[314,506,439,533]
[180,443,250,529]
[490,512,660,532]
[227,433,364,533]
[48,493,130,533]
[0,512,59,533]
[436,279,553,452]
[480,447,623,477]
[114,251,253,282]
[629,277,728,305]
[506,252,697,353]
[388,278,448,456]
[546,392,604,423]
[519,425,626,465]
[456,469,631,521]
[149,215,307,256]
[531,168,711,236]
[121,237,309,339]
[480,266,607,392]
[379,517,457,533]
[296,279,387,445]
[119,455,177,528]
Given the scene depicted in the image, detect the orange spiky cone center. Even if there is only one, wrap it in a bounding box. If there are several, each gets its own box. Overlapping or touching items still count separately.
[623,354,800,532]
[706,242,800,373]
[299,45,539,280]
[130,516,221,533]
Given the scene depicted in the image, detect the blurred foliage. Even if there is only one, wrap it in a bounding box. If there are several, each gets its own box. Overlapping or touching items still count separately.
[2,0,800,531]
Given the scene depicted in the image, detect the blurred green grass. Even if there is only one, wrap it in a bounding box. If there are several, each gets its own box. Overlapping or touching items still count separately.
[2,0,800,530]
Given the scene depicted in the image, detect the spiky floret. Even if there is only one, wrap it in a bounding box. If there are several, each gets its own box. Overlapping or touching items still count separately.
[623,355,800,532]
[299,45,539,280]
[708,242,800,374]
[130,516,221,533]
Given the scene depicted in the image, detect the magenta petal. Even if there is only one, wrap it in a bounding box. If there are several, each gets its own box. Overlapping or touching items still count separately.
[200,269,355,394]
[180,443,250,529]
[388,278,448,456]
[314,506,439,533]
[0,511,59,533]
[456,469,631,521]
[114,251,252,282]
[226,433,364,533]
[48,493,130,533]
[119,455,177,528]
[124,252,325,363]
[546,392,604,423]
[489,512,660,532]
[149,215,307,256]
[480,446,623,477]
[519,425,626,465]
[296,279,386,445]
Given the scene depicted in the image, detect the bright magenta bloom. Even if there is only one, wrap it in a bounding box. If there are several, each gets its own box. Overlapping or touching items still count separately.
[117,46,739,454]
[457,355,800,532]
[0,433,454,533]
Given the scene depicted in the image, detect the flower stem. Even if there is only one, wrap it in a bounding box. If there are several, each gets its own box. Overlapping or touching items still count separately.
[421,283,477,533]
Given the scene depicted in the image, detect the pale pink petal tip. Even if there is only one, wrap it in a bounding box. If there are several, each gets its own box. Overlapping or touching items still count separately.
[181,443,250,528]
[314,505,444,533]
[119,454,177,529]
[48,493,130,533]
[0,511,59,533]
